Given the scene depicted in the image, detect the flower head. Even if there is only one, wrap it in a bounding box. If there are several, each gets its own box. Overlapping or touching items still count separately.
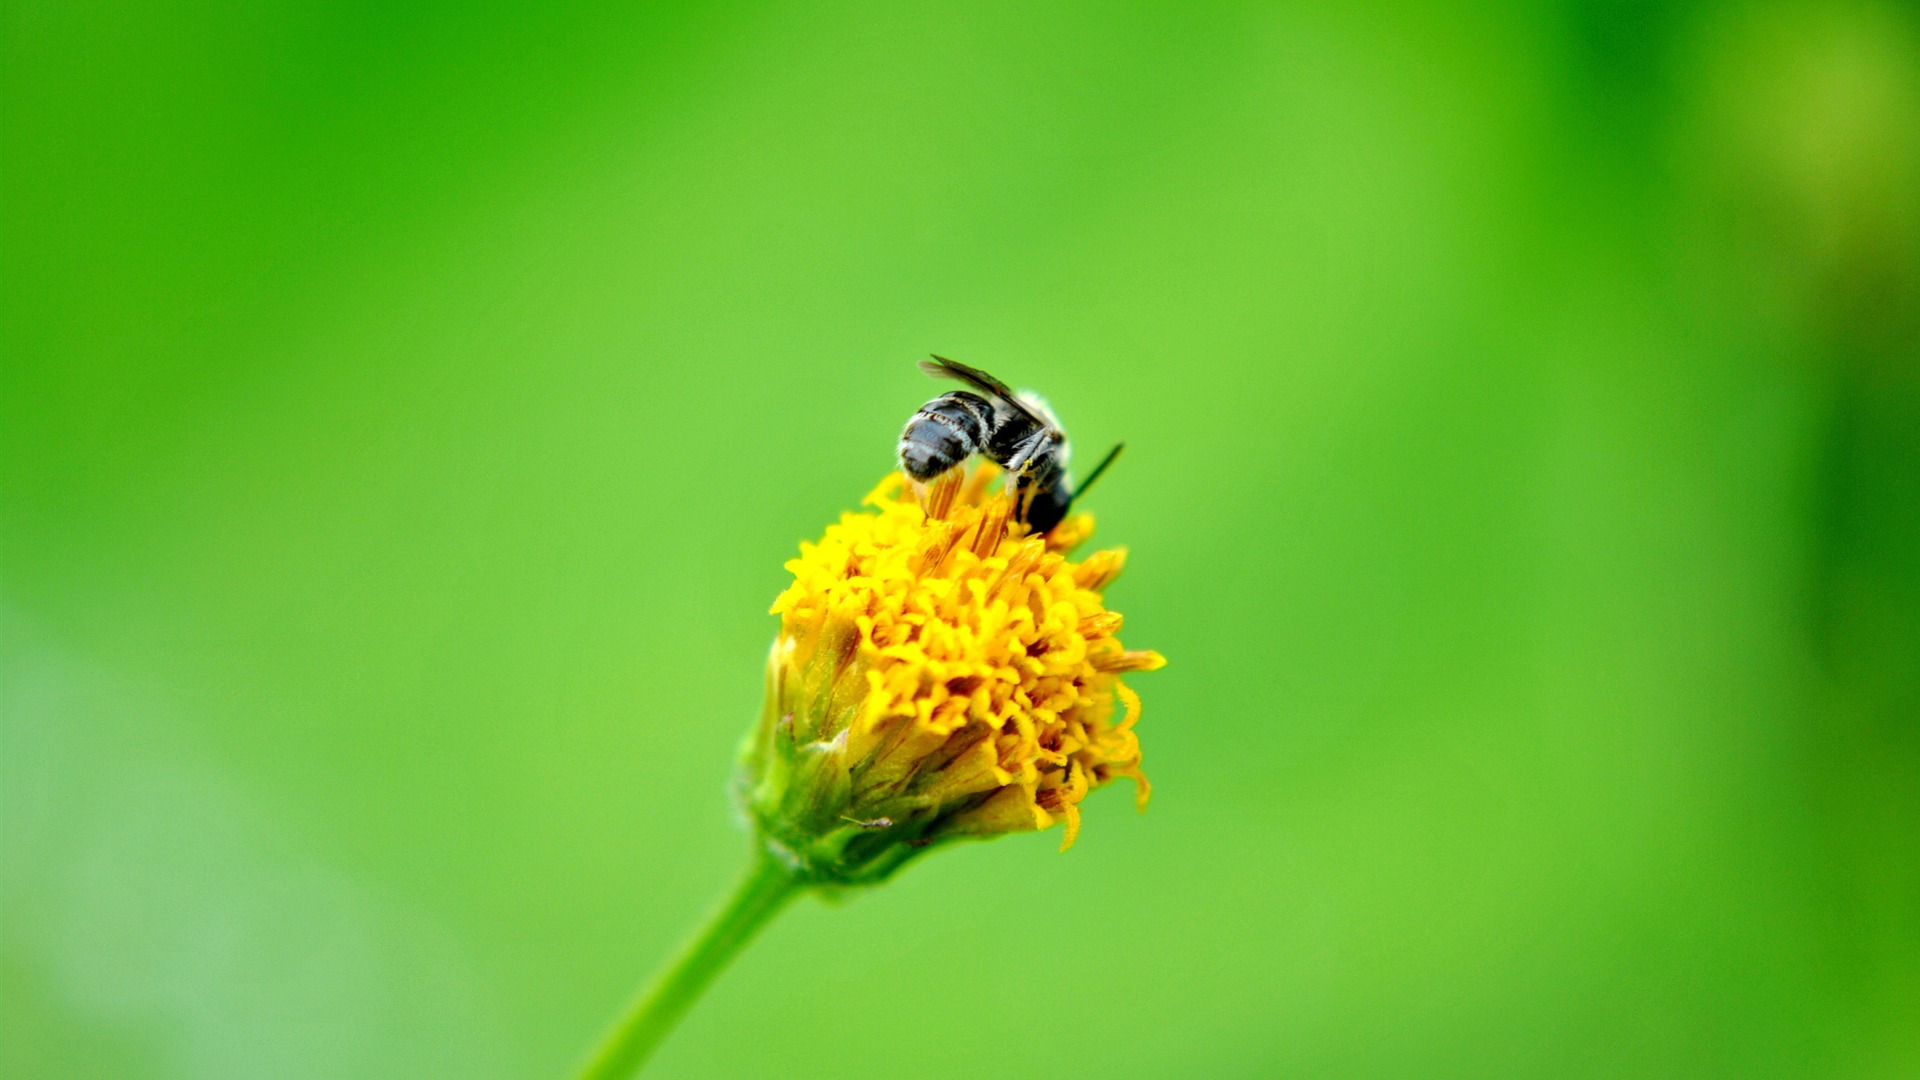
[739,466,1164,886]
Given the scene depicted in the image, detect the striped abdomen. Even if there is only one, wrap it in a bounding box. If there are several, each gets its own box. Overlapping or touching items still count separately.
[898,391,994,481]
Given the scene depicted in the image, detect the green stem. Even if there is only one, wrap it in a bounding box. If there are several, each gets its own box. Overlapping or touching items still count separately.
[572,851,804,1080]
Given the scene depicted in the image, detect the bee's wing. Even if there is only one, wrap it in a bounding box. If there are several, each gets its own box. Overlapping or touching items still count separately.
[920,356,1047,427]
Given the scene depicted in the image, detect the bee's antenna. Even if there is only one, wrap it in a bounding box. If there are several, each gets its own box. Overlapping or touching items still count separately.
[1073,442,1125,500]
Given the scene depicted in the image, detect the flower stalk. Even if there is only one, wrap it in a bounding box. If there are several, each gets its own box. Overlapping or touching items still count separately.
[572,852,802,1080]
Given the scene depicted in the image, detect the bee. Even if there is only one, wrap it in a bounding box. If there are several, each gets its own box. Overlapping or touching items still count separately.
[897,355,1123,534]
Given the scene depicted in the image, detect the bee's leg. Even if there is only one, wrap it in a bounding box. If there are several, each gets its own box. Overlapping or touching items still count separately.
[998,434,1040,513]
[1005,473,1036,522]
[1001,429,1066,526]
[1000,428,1050,476]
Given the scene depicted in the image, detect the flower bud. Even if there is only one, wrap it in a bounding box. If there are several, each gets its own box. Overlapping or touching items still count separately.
[738,469,1164,886]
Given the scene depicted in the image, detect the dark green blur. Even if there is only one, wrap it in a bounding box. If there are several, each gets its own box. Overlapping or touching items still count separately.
[5,3,1916,1078]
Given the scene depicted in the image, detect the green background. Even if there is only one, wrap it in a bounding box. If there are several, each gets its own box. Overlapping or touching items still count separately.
[6,2,1917,1078]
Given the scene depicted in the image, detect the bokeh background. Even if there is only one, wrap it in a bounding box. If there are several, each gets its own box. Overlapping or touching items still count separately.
[6,2,1917,1078]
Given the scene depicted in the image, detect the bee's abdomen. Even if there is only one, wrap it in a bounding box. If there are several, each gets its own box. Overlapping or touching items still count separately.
[898,391,993,480]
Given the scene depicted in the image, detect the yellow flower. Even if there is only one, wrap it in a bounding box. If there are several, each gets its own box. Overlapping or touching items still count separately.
[738,466,1165,885]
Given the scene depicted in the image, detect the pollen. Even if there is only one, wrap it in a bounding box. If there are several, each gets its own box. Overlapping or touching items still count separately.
[760,467,1164,861]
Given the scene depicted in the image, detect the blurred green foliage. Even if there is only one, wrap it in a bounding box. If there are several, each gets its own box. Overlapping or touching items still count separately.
[5,2,1916,1078]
